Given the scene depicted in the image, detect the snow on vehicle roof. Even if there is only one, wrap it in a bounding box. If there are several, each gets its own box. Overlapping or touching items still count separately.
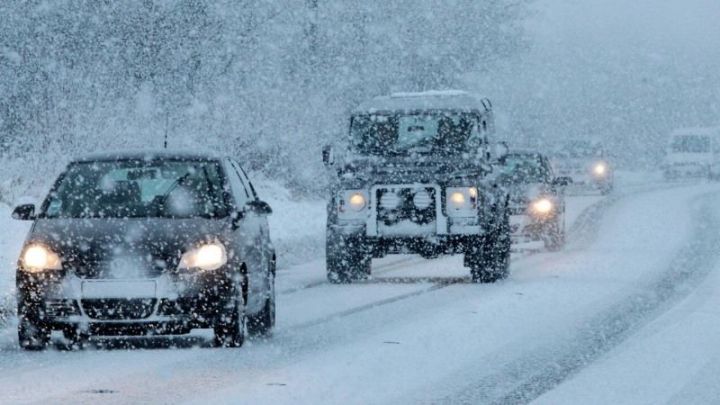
[74,149,223,163]
[353,90,491,114]
[670,126,720,136]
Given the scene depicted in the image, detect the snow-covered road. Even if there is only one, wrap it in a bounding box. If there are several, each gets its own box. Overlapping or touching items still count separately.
[1,182,719,404]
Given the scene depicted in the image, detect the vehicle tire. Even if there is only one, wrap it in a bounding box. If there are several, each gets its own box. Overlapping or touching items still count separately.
[326,231,371,284]
[467,213,511,283]
[247,268,275,337]
[18,310,50,351]
[214,276,246,348]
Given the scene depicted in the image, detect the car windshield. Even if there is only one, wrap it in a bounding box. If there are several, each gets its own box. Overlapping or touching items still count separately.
[671,135,710,153]
[350,112,480,156]
[42,159,230,219]
[500,154,548,183]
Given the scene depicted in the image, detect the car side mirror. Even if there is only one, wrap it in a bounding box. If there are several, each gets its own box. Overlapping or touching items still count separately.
[12,204,36,220]
[322,145,335,167]
[552,177,573,187]
[247,199,273,216]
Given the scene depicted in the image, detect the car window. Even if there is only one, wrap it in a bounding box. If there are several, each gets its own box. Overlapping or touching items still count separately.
[43,159,230,219]
[223,158,250,206]
[233,161,258,200]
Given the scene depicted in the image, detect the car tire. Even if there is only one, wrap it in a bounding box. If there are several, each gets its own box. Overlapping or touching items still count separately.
[214,277,246,348]
[247,268,275,337]
[18,311,50,351]
[467,213,511,283]
[326,231,371,284]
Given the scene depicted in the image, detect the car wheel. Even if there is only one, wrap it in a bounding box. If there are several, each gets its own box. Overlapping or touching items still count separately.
[326,231,371,284]
[18,313,50,351]
[247,268,275,337]
[214,278,246,348]
[467,214,511,283]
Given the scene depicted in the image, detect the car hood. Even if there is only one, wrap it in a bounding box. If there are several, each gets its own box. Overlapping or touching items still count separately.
[337,155,492,187]
[26,217,230,278]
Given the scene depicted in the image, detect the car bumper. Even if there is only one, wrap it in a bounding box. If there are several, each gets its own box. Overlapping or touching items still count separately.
[329,223,490,257]
[17,268,235,334]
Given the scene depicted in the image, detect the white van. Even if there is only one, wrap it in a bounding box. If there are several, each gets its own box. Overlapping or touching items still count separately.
[663,127,720,180]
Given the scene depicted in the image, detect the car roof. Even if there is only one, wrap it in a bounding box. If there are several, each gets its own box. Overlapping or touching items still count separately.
[72,149,224,163]
[353,90,492,115]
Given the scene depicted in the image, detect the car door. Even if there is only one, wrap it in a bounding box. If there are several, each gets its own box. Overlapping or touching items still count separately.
[222,158,265,313]
[233,161,274,264]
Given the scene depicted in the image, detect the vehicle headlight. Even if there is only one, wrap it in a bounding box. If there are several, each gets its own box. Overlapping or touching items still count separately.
[179,243,227,271]
[530,198,554,216]
[446,187,478,217]
[21,244,62,272]
[593,162,607,177]
[347,192,367,211]
[338,190,369,219]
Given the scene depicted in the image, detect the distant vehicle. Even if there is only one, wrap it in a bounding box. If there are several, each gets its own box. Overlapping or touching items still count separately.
[12,151,276,350]
[322,90,512,283]
[551,140,613,194]
[663,127,720,180]
[499,151,572,251]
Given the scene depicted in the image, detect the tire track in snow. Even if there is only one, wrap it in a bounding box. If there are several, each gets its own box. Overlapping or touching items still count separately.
[448,190,720,405]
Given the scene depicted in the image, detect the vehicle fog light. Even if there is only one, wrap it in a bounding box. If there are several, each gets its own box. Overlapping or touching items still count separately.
[380,192,401,209]
[413,190,432,209]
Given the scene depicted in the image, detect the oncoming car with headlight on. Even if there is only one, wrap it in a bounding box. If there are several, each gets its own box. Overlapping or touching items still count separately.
[551,140,613,195]
[322,90,511,283]
[12,151,275,350]
[499,151,572,251]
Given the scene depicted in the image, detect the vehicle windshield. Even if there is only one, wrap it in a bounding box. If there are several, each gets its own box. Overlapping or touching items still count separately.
[500,154,548,183]
[42,159,230,219]
[350,112,481,156]
[671,135,710,153]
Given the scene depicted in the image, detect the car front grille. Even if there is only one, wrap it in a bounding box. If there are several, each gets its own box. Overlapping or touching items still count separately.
[45,299,81,318]
[81,298,156,320]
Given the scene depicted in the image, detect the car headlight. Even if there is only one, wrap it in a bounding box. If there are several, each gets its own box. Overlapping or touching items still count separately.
[530,198,554,216]
[347,192,367,211]
[179,243,227,271]
[338,190,369,219]
[21,244,62,272]
[593,162,607,177]
[446,187,478,217]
